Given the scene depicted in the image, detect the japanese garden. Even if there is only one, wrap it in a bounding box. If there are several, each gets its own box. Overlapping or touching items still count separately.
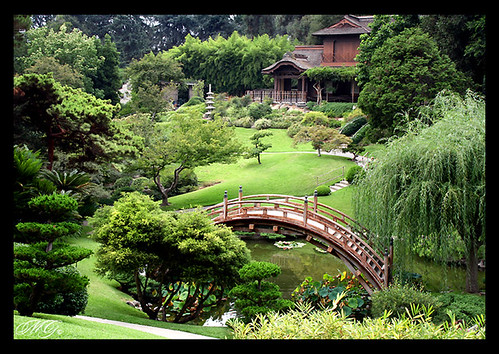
[13,14,485,340]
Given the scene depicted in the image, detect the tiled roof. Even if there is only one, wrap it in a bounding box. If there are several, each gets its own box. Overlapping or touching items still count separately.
[312,15,373,36]
[261,46,323,74]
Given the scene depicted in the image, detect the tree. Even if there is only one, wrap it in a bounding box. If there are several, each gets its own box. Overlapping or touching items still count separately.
[246,130,273,164]
[13,73,130,172]
[229,261,293,323]
[166,31,294,95]
[138,113,243,206]
[93,34,122,104]
[356,15,420,90]
[18,24,104,97]
[293,125,351,157]
[14,193,92,316]
[357,27,468,137]
[90,193,250,322]
[353,91,485,293]
[126,51,184,93]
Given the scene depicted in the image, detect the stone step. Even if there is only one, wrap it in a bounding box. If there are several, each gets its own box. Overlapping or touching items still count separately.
[329,180,350,192]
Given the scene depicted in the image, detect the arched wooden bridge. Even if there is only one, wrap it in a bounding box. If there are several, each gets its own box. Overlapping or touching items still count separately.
[205,187,393,294]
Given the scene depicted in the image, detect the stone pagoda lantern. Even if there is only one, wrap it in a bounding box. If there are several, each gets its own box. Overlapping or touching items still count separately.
[204,84,215,120]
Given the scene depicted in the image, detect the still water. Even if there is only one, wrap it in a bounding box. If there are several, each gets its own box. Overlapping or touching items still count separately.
[197,238,484,326]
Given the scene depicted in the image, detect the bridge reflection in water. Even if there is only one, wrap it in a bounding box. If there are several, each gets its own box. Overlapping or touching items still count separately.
[205,186,393,294]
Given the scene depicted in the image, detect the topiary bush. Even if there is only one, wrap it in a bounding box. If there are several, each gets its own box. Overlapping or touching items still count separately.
[315,184,331,196]
[229,261,293,323]
[345,165,363,184]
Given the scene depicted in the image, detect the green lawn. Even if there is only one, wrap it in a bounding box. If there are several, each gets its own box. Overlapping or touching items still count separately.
[167,152,357,210]
[14,313,166,339]
[234,127,315,152]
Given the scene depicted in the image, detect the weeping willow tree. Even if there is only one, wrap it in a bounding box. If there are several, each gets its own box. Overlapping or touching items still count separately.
[353,91,485,293]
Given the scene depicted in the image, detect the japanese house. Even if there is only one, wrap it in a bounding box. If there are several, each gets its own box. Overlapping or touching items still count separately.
[246,15,373,104]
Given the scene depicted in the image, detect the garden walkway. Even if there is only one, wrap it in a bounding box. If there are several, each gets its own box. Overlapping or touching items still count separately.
[75,315,217,340]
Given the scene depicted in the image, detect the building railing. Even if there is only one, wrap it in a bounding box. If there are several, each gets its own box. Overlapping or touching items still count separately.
[245,89,307,104]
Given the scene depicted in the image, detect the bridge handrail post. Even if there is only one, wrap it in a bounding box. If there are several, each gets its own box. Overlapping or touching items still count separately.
[383,248,389,287]
[313,190,318,213]
[223,190,228,220]
[303,195,308,226]
[388,237,394,285]
[238,185,243,214]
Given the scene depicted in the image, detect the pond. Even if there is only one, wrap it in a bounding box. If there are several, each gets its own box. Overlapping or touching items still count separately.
[195,237,485,326]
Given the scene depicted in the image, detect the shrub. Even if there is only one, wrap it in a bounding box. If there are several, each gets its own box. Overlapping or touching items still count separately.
[229,262,293,323]
[433,292,485,324]
[340,116,367,136]
[286,122,302,138]
[315,184,331,196]
[313,102,355,117]
[345,165,363,184]
[301,111,329,126]
[36,266,89,316]
[370,281,441,319]
[248,102,272,120]
[253,118,272,130]
[228,300,485,339]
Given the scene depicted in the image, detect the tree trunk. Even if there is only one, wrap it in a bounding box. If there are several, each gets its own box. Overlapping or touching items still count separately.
[465,237,480,293]
[153,164,186,207]
[134,270,159,320]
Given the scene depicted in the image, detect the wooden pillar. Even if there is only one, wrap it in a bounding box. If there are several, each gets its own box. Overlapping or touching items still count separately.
[313,190,318,213]
[388,237,394,285]
[223,190,228,220]
[383,248,389,287]
[303,195,308,226]
[351,79,355,103]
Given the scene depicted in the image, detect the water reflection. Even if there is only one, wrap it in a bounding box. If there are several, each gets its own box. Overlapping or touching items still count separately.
[246,239,348,298]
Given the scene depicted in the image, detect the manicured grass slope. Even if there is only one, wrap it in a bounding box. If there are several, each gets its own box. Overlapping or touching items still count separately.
[168,152,357,210]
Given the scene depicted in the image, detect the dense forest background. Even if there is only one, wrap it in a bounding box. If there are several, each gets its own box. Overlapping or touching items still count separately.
[21,15,344,65]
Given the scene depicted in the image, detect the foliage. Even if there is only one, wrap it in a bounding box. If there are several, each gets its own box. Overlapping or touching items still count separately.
[228,300,485,339]
[89,192,250,322]
[166,32,294,95]
[310,101,356,118]
[39,169,93,197]
[357,27,469,137]
[356,15,421,90]
[14,193,92,317]
[433,292,485,325]
[315,184,331,196]
[247,102,272,120]
[291,272,370,320]
[13,145,56,220]
[35,266,89,316]
[17,24,121,102]
[340,116,367,136]
[136,112,243,206]
[13,73,136,172]
[229,262,293,322]
[353,90,485,293]
[301,111,329,126]
[370,281,441,320]
[293,125,351,157]
[345,165,363,184]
